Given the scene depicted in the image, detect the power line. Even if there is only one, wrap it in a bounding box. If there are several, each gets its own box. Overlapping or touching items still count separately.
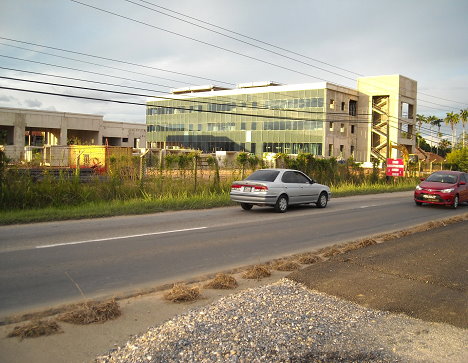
[122,0,357,82]
[130,0,360,77]
[122,0,467,110]
[69,0,333,83]
[1,36,464,114]
[0,42,190,86]
[68,1,467,113]
[0,84,451,142]
[0,54,174,89]
[0,36,233,86]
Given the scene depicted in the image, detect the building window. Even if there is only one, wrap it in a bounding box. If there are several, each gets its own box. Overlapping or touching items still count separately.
[351,125,355,134]
[350,145,355,156]
[340,145,344,153]
[329,122,334,131]
[328,144,333,156]
[122,138,128,142]
[340,124,345,132]
[329,99,335,109]
[349,100,357,116]
[251,122,257,130]
[241,122,246,130]
[341,102,345,111]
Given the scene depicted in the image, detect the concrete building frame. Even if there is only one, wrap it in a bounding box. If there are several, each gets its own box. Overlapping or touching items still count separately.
[0,107,147,161]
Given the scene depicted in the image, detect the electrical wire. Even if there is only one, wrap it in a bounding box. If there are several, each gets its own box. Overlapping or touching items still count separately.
[0,84,451,142]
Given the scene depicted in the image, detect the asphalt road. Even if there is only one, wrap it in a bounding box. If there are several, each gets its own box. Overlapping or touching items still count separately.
[0,191,466,318]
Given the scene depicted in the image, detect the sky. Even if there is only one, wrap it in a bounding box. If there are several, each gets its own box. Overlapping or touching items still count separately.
[0,0,467,140]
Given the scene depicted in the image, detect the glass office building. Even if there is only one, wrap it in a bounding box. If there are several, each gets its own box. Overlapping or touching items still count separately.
[146,75,417,163]
[146,82,342,156]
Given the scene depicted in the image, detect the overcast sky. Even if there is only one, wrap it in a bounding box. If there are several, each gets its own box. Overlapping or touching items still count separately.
[0,0,467,139]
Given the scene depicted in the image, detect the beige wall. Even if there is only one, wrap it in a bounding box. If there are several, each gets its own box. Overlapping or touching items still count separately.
[357,74,417,162]
[0,107,146,161]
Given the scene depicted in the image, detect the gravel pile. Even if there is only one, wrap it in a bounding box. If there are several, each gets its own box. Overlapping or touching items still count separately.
[96,279,467,363]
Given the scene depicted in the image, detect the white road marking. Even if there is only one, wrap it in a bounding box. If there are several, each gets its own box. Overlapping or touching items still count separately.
[35,227,208,249]
[359,205,379,208]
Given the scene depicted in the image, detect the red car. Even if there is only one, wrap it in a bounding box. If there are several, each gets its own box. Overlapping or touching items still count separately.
[414,170,468,209]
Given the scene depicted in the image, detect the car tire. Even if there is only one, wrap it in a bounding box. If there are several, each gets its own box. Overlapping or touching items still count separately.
[240,203,253,211]
[415,201,423,206]
[316,192,328,208]
[452,195,459,209]
[274,194,288,213]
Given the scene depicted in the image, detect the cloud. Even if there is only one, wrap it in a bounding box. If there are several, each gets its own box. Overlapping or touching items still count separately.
[0,95,13,102]
[24,99,42,108]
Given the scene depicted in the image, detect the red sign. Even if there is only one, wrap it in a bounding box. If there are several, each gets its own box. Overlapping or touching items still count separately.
[386,158,404,177]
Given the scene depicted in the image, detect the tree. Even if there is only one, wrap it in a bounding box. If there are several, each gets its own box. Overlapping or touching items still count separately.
[446,148,468,172]
[426,115,439,149]
[416,114,426,147]
[460,109,468,147]
[444,112,459,147]
[438,138,451,157]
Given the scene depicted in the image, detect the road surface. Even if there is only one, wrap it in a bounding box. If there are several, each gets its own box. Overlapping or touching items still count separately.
[0,191,465,317]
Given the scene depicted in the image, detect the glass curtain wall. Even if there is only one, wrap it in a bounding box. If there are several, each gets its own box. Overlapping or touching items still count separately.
[146,88,325,156]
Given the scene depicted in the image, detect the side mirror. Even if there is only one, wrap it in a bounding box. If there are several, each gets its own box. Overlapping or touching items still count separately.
[310,179,316,184]
[460,181,466,185]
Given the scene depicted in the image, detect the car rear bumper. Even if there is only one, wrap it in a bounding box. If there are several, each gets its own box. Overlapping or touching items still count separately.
[230,192,278,205]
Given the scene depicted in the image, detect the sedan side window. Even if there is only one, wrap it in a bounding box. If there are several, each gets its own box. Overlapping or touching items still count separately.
[282,171,296,183]
[294,172,311,184]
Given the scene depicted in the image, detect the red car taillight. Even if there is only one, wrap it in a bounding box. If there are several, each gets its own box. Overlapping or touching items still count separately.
[254,185,268,192]
[231,184,242,191]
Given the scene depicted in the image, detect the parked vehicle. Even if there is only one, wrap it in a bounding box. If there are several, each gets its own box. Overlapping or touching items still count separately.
[414,170,468,209]
[230,169,331,213]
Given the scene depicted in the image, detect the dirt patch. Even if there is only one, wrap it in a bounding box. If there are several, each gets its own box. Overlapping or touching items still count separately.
[58,299,121,325]
[204,273,238,289]
[164,284,201,302]
[242,265,271,279]
[7,319,62,340]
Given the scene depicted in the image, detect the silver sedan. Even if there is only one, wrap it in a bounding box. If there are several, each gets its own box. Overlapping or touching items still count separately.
[230,168,331,213]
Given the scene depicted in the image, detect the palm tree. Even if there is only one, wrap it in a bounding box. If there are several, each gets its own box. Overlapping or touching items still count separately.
[460,109,468,147]
[444,112,459,147]
[426,115,438,150]
[431,119,443,154]
[438,138,451,157]
[416,114,426,147]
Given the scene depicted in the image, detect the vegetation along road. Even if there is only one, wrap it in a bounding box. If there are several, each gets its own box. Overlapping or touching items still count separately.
[0,190,466,318]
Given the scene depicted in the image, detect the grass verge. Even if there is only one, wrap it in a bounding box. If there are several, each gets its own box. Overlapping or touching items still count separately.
[0,193,233,225]
[0,183,416,225]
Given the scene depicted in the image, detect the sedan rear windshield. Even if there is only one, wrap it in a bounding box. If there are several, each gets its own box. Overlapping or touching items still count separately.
[245,170,280,182]
[426,173,457,184]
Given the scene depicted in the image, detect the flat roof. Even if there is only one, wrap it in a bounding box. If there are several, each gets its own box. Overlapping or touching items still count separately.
[148,81,358,103]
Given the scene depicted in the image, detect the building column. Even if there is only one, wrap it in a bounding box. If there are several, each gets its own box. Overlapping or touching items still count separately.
[59,115,68,146]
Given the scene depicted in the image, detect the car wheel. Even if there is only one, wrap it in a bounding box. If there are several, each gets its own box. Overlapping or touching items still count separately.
[452,195,459,209]
[316,192,328,208]
[274,194,288,213]
[240,203,253,211]
[415,200,423,206]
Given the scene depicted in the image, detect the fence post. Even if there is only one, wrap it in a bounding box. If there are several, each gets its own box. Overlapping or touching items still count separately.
[139,149,150,180]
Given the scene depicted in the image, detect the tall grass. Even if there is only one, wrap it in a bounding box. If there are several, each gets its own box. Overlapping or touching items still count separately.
[0,163,418,224]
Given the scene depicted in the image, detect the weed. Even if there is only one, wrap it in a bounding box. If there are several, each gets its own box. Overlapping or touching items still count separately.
[8,320,62,339]
[58,299,121,325]
[242,265,271,280]
[204,273,238,289]
[164,284,201,302]
[273,260,301,271]
[297,253,321,264]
